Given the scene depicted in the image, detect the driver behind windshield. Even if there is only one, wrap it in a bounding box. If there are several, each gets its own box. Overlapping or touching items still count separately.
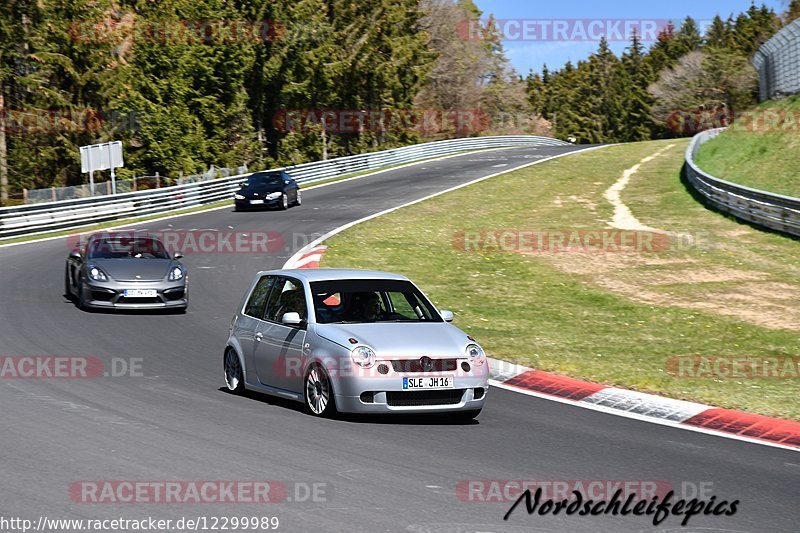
[88,237,169,259]
[247,173,282,186]
[347,292,382,322]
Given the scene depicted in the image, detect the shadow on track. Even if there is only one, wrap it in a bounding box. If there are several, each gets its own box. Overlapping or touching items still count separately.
[217,387,479,426]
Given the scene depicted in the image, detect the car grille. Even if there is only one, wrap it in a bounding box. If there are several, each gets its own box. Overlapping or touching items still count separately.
[90,289,115,302]
[117,296,161,304]
[390,358,458,373]
[386,390,465,407]
[163,288,185,301]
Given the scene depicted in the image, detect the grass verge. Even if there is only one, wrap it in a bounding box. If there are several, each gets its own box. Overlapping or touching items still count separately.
[321,139,800,420]
[694,95,800,198]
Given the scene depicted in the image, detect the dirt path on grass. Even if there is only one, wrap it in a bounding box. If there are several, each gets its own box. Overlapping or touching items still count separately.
[534,144,800,331]
[603,144,675,232]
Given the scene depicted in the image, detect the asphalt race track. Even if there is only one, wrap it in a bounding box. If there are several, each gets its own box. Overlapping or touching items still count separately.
[0,145,797,533]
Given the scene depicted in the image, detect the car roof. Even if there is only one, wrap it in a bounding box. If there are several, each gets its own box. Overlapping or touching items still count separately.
[251,170,287,177]
[256,268,411,283]
[87,231,160,240]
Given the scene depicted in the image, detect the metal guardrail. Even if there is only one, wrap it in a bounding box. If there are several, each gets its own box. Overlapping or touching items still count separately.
[0,135,567,239]
[684,128,800,238]
[23,165,250,204]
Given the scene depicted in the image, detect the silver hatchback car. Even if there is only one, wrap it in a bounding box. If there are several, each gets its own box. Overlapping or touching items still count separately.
[223,269,489,418]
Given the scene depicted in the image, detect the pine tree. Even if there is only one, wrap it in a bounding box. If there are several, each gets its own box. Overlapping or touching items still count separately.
[787,0,800,24]
[525,70,545,115]
[704,15,734,49]
[645,22,677,74]
[674,17,703,55]
[621,30,655,141]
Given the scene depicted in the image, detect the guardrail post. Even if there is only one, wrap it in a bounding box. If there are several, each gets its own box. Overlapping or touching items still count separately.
[133,177,137,191]
[51,187,56,202]
[156,172,160,189]
[23,188,27,204]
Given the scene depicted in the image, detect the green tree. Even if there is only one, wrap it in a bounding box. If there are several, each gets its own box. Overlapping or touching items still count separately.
[705,15,734,48]
[621,30,655,141]
[674,17,703,55]
[786,0,800,24]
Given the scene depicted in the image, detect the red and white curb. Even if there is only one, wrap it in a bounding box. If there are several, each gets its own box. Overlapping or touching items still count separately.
[279,147,799,452]
[288,248,800,452]
[489,358,800,452]
[283,245,328,269]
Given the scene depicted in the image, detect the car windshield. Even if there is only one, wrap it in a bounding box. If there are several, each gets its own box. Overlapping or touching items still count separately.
[310,279,442,324]
[88,237,170,260]
[246,173,283,187]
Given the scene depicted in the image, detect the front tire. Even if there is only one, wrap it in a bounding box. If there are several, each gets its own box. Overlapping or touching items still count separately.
[76,276,89,311]
[64,266,72,298]
[224,349,245,394]
[294,190,302,206]
[280,193,289,210]
[304,364,335,417]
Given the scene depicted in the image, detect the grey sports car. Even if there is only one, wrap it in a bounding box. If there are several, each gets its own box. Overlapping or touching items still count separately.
[224,269,489,418]
[65,232,188,311]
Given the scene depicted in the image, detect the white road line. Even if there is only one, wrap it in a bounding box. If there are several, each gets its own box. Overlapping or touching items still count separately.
[0,146,533,249]
[283,145,611,268]
[489,379,798,453]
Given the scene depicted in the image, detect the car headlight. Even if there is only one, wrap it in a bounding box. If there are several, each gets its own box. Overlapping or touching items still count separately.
[234,193,245,200]
[266,192,282,200]
[465,343,485,366]
[351,346,376,368]
[168,266,184,281]
[88,265,108,281]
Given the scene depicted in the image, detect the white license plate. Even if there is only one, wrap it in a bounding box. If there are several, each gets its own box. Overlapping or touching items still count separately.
[123,289,157,298]
[250,199,265,205]
[403,376,454,390]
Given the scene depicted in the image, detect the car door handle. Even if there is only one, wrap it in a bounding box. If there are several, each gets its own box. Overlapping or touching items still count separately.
[255,332,263,341]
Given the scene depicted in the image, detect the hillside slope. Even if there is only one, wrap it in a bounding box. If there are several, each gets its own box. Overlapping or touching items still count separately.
[694,95,800,198]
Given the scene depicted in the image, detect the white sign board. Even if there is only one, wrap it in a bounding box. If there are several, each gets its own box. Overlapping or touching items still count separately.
[80,141,124,173]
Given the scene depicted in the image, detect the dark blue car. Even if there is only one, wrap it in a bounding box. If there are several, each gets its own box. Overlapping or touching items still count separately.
[234,171,301,211]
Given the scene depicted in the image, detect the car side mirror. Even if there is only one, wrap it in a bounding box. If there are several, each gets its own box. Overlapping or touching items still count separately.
[281,312,303,326]
[173,251,184,260]
[69,249,82,260]
[440,309,454,322]
[238,181,247,188]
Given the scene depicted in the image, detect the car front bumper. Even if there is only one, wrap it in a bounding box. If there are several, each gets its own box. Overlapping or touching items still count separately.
[329,363,489,414]
[81,279,188,309]
[334,385,488,414]
[235,198,282,209]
